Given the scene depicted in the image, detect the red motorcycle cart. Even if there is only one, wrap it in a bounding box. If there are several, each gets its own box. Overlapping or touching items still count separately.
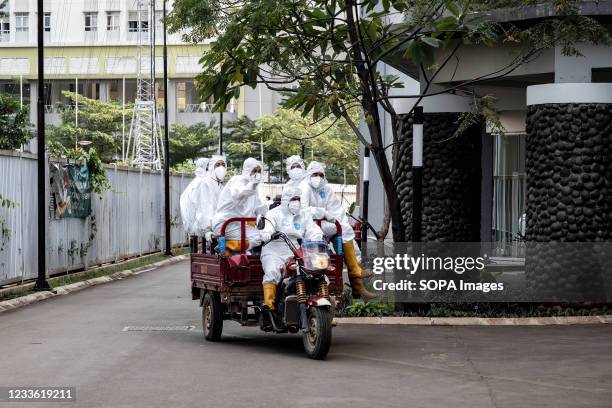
[190,217,344,359]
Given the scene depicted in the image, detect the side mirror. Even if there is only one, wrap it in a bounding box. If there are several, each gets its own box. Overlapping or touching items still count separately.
[256,214,266,230]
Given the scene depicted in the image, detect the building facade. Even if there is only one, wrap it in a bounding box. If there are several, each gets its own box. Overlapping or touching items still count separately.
[362,2,612,251]
[0,0,278,150]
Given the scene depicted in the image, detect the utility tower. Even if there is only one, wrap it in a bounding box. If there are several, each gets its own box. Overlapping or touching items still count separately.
[127,0,163,170]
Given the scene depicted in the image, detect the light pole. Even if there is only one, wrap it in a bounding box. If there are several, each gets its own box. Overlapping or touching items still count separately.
[360,147,369,248]
[412,106,424,242]
[162,0,172,256]
[219,111,223,154]
[34,0,50,291]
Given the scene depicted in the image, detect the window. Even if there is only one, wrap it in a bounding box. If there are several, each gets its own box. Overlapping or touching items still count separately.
[106,11,119,31]
[492,133,526,254]
[128,11,148,32]
[84,12,98,32]
[0,17,9,42]
[154,11,163,34]
[44,13,51,32]
[15,13,28,32]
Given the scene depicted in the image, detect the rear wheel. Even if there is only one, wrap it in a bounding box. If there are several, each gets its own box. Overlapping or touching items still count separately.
[202,292,223,341]
[302,307,332,360]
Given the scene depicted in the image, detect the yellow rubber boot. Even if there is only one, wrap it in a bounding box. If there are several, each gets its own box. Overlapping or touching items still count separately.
[262,283,277,310]
[343,241,377,300]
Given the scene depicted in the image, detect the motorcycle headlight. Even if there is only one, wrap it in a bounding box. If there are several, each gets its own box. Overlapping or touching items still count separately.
[310,254,329,270]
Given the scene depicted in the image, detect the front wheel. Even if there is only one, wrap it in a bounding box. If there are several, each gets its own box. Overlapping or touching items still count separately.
[202,292,223,341]
[302,307,332,360]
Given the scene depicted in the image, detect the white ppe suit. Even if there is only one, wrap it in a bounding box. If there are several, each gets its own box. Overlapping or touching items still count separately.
[299,161,355,242]
[284,155,306,189]
[260,187,323,284]
[193,155,226,236]
[179,158,209,235]
[212,158,268,243]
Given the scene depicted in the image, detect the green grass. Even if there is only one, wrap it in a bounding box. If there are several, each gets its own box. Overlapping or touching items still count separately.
[0,248,188,302]
[338,301,610,318]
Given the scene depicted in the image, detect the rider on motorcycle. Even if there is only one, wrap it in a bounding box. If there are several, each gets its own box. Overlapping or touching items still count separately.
[299,161,376,300]
[259,186,324,310]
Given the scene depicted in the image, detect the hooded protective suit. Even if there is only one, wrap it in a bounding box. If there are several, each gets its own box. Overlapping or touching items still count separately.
[299,161,375,300]
[212,157,268,243]
[260,186,323,284]
[193,155,226,237]
[284,155,306,189]
[299,161,355,242]
[179,158,209,235]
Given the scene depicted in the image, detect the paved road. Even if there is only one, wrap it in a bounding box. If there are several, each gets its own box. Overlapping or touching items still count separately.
[1,260,611,408]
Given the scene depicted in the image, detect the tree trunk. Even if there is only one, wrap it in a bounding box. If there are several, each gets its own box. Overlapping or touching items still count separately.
[365,116,406,242]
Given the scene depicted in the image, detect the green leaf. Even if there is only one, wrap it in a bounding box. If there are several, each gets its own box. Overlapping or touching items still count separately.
[447,1,460,18]
[421,36,442,48]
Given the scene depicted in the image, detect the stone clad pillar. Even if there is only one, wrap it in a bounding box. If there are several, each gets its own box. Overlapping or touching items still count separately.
[394,95,482,242]
[525,83,612,302]
[525,83,612,242]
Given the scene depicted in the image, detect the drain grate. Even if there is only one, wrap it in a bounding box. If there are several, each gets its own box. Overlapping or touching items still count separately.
[122,325,195,332]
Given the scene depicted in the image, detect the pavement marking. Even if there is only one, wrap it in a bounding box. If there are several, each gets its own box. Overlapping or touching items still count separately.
[122,325,195,332]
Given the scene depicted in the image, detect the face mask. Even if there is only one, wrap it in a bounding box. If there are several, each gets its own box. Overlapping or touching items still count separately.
[214,166,227,181]
[288,167,305,180]
[251,173,262,182]
[310,176,322,189]
[288,200,301,215]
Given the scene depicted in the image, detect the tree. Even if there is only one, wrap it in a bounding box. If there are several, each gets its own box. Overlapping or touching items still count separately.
[47,91,131,163]
[168,0,609,241]
[224,108,358,183]
[0,94,32,150]
[168,121,218,167]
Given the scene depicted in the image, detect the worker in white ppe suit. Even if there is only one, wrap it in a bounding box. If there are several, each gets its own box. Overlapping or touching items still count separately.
[259,186,324,310]
[193,155,227,243]
[284,155,306,189]
[180,157,209,237]
[212,157,268,251]
[300,161,376,300]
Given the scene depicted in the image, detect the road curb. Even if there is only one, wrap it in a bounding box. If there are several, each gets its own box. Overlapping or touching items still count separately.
[0,254,188,314]
[335,315,612,326]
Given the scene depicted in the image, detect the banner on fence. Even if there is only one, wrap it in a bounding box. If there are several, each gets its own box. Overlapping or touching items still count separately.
[49,163,91,219]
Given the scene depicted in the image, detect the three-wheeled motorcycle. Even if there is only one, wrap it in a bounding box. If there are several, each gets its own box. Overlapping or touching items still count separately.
[190,217,344,359]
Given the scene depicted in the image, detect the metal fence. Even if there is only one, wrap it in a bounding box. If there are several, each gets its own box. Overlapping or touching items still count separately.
[0,150,192,286]
[0,151,358,286]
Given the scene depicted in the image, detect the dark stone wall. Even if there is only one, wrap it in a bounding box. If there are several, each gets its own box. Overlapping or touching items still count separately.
[395,113,482,242]
[525,103,612,242]
[525,103,612,302]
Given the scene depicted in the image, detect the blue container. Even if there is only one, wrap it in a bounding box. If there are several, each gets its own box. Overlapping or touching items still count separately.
[217,236,226,254]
